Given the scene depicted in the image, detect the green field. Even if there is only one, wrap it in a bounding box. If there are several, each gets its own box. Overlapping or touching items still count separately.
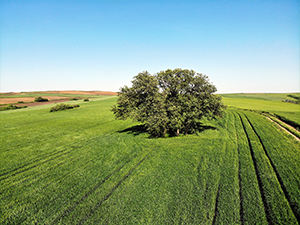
[221,93,300,130]
[1,94,299,224]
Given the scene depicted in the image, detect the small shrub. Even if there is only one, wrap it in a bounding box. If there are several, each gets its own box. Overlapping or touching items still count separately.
[50,103,80,112]
[70,98,79,101]
[283,99,300,104]
[17,101,24,103]
[22,105,28,108]
[35,96,49,102]
[0,104,23,111]
[84,98,89,102]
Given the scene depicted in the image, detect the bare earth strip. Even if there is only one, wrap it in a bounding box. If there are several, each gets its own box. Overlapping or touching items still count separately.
[0,91,117,107]
[264,116,300,142]
[0,96,70,105]
[41,91,117,95]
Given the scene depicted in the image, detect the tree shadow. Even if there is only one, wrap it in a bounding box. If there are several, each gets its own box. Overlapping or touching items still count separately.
[118,123,217,137]
[196,125,217,133]
[118,124,148,136]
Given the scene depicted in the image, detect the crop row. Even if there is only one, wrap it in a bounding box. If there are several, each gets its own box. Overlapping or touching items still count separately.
[237,110,299,224]
[211,110,300,224]
[1,134,152,224]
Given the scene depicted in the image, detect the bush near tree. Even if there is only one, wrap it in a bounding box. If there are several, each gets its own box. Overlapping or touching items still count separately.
[112,68,226,137]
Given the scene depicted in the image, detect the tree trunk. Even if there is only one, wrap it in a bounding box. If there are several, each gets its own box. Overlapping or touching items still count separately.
[177,129,179,136]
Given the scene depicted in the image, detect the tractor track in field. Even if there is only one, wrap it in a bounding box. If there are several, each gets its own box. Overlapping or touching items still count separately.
[47,150,141,206]
[1,153,95,208]
[244,114,300,223]
[76,151,151,225]
[51,153,140,224]
[238,113,272,224]
[263,115,300,142]
[0,135,103,182]
[0,149,73,182]
[233,113,245,224]
[238,112,299,223]
[211,183,221,225]
[0,152,82,194]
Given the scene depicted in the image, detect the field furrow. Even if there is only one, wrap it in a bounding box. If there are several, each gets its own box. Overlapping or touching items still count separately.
[244,111,300,222]
[239,112,297,224]
[51,153,139,224]
[213,111,240,224]
[77,151,152,225]
[234,112,267,224]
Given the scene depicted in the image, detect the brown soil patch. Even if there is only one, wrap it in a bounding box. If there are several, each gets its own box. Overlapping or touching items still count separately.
[0,96,70,105]
[18,99,71,108]
[42,91,117,95]
[0,90,117,107]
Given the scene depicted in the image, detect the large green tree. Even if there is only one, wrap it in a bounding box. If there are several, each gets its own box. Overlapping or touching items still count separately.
[111,69,226,137]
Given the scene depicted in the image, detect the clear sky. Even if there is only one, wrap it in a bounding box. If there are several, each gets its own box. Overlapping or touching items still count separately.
[1,0,299,93]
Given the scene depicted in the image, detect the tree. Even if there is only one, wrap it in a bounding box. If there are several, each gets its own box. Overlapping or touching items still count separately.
[111,69,226,137]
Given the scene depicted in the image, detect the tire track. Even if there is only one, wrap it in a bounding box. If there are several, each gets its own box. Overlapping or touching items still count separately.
[0,150,84,195]
[244,114,300,223]
[263,114,300,141]
[0,136,103,181]
[212,183,221,225]
[233,112,244,224]
[0,151,95,209]
[76,151,151,225]
[0,149,73,182]
[51,153,138,224]
[238,113,271,224]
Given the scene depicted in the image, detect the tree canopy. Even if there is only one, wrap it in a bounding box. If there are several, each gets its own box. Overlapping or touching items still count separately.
[111,68,226,137]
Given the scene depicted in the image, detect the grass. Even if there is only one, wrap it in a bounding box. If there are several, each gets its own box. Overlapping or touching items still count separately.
[233,112,267,224]
[220,92,300,102]
[239,112,297,223]
[221,93,300,130]
[1,94,299,224]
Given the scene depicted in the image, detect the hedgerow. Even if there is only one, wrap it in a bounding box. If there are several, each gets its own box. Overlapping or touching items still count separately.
[0,104,27,111]
[50,103,80,112]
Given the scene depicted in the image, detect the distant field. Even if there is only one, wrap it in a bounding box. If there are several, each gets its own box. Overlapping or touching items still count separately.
[0,91,118,106]
[1,94,299,224]
[220,92,300,102]
[221,93,300,129]
[0,90,117,98]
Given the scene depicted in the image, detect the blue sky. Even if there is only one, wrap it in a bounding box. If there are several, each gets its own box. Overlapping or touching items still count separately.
[1,0,299,93]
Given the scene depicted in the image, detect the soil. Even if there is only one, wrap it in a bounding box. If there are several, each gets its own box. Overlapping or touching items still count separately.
[39,91,117,95]
[0,96,70,105]
[0,90,117,108]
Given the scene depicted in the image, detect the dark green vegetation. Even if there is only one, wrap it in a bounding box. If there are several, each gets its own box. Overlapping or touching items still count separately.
[112,69,225,137]
[34,96,49,102]
[0,104,27,111]
[50,103,80,112]
[1,94,299,224]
